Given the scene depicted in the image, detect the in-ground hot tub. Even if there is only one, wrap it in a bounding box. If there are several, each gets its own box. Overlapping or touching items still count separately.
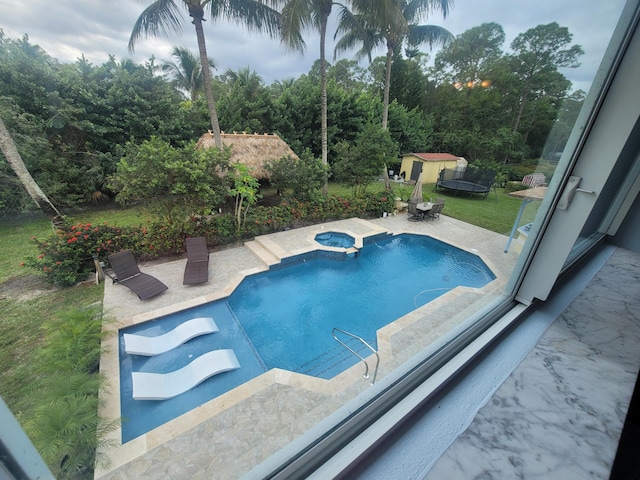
[314,231,355,248]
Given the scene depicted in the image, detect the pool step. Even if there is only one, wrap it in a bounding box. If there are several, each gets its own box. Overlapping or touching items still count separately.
[245,239,281,266]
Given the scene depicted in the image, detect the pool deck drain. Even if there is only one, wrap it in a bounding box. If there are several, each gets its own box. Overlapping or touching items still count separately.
[96,215,519,479]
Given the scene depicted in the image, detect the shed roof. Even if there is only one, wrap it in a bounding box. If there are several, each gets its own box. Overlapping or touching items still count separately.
[403,153,461,162]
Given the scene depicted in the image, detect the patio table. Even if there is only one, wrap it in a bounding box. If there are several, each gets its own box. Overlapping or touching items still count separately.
[504,187,548,253]
[416,202,433,220]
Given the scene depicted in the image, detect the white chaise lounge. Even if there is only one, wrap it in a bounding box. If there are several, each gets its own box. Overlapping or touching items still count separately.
[132,349,240,400]
[123,317,219,356]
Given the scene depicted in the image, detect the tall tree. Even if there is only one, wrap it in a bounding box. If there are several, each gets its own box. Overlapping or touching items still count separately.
[128,0,281,149]
[0,116,62,224]
[161,46,214,100]
[277,0,341,195]
[434,22,505,85]
[333,122,399,196]
[216,67,277,133]
[508,22,583,134]
[335,0,453,130]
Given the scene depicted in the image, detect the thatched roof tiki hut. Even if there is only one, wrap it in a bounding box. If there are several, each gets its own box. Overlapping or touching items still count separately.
[196,132,299,179]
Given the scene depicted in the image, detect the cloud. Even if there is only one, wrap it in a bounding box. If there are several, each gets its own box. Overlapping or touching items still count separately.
[0,0,628,91]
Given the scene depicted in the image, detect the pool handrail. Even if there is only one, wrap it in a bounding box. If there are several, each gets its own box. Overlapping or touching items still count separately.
[332,327,379,385]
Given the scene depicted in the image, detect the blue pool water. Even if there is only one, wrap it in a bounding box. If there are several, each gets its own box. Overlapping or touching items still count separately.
[119,233,495,442]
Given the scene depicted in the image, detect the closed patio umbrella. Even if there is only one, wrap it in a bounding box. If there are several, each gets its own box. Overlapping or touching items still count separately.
[411,171,424,202]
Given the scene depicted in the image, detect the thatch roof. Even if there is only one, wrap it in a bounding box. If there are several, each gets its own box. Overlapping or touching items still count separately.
[196,131,299,179]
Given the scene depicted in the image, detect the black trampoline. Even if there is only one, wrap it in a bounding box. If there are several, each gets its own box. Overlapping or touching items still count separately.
[436,167,497,199]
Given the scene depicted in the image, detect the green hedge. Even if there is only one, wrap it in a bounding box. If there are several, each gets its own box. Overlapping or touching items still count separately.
[26,192,396,287]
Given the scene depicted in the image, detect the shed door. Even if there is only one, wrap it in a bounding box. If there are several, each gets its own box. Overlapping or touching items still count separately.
[410,161,422,182]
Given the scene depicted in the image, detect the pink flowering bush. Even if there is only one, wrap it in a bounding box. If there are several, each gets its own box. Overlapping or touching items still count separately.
[26,222,146,287]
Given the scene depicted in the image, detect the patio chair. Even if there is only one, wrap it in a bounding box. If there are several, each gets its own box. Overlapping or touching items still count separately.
[407,198,423,221]
[107,250,168,300]
[183,237,209,285]
[428,199,445,220]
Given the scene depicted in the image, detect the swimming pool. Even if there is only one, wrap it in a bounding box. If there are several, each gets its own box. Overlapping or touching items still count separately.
[119,233,495,442]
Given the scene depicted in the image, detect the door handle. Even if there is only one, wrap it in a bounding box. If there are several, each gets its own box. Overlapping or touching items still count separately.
[557,176,596,210]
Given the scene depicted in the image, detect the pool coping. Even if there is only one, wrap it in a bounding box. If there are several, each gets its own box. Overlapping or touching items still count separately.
[95,216,517,478]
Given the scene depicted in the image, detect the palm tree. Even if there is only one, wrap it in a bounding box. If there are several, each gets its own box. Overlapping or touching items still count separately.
[129,0,281,149]
[277,0,341,195]
[335,0,453,129]
[161,46,214,100]
[269,77,295,97]
[0,116,63,226]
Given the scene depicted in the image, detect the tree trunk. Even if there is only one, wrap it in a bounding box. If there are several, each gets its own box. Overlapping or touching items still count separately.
[319,15,329,196]
[381,45,393,190]
[0,116,63,225]
[190,7,223,149]
[512,81,530,134]
[382,45,393,130]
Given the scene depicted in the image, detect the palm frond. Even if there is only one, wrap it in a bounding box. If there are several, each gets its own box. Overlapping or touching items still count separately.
[334,11,384,62]
[404,0,453,23]
[350,0,406,28]
[128,0,184,53]
[211,0,283,38]
[408,24,453,49]
[279,0,314,51]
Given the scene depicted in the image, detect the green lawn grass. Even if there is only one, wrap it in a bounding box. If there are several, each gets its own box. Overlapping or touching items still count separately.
[421,184,540,235]
[372,181,540,235]
[328,180,540,234]
[0,214,52,284]
[0,206,145,417]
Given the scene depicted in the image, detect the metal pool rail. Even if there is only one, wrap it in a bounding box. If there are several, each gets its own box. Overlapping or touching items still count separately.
[332,327,379,385]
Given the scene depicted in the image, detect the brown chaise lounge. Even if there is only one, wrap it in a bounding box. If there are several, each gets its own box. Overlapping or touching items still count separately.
[183,237,209,285]
[107,250,168,300]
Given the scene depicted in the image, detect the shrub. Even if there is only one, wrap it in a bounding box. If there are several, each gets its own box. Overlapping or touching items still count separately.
[505,163,537,182]
[205,214,238,245]
[243,205,295,237]
[265,150,327,201]
[21,306,118,479]
[504,181,529,194]
[366,190,397,217]
[473,160,510,188]
[26,222,146,287]
[109,138,233,224]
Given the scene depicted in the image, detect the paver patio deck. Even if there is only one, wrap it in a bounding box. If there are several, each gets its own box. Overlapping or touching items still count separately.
[96,214,519,479]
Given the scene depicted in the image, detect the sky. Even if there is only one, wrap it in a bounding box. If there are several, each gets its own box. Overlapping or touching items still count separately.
[0,0,629,93]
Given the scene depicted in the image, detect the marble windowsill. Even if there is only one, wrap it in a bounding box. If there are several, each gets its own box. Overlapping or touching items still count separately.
[426,247,640,479]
